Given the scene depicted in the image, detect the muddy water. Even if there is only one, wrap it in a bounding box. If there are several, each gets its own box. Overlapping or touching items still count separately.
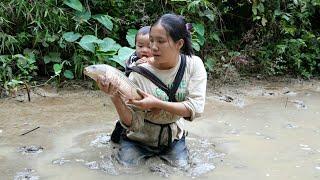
[1,79,320,180]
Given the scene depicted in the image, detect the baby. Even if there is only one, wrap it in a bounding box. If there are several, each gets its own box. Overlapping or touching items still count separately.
[125,26,152,76]
[112,26,152,143]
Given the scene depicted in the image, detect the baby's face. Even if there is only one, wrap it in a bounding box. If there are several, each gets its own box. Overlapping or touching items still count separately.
[136,34,152,58]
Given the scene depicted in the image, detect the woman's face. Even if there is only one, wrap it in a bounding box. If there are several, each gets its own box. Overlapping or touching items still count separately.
[149,24,182,68]
[135,34,152,58]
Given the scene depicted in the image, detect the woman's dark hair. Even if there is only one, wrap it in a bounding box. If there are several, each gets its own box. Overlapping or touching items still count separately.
[135,26,151,43]
[151,13,193,56]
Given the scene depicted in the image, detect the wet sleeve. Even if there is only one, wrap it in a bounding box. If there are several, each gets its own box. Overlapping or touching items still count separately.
[119,72,146,131]
[182,56,207,121]
[119,106,146,132]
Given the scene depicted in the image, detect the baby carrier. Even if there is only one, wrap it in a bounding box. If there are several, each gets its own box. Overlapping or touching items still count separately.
[111,54,187,147]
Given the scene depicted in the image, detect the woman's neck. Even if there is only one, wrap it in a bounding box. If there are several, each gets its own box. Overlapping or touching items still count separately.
[151,54,180,70]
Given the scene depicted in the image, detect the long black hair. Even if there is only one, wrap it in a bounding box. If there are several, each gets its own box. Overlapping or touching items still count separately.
[152,13,193,56]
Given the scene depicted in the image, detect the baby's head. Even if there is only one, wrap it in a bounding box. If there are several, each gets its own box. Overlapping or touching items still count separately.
[135,26,152,58]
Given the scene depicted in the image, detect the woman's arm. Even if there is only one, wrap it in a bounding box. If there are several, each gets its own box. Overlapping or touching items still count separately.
[97,76,132,126]
[128,89,191,118]
[110,95,132,126]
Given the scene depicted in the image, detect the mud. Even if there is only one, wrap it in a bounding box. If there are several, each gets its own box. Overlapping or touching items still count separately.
[1,78,320,179]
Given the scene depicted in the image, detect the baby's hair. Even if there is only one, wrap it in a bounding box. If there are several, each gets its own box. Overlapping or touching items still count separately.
[135,26,151,43]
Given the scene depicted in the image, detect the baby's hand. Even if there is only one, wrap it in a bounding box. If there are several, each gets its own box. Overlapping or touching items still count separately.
[136,57,151,65]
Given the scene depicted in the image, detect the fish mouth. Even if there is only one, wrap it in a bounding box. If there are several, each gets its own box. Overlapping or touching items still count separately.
[83,67,89,75]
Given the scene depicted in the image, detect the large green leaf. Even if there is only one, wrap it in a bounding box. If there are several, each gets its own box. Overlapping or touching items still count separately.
[63,32,82,42]
[74,10,91,24]
[44,52,61,64]
[126,29,138,48]
[92,14,113,31]
[191,40,200,51]
[63,0,84,12]
[111,47,135,67]
[98,38,117,52]
[193,23,205,36]
[78,35,100,53]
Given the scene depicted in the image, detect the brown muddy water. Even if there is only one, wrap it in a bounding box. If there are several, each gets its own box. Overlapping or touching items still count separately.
[1,79,320,180]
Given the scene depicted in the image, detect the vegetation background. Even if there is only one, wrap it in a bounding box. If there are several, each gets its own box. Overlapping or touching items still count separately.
[1,0,319,94]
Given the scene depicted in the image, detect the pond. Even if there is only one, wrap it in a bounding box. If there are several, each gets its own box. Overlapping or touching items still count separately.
[1,79,320,180]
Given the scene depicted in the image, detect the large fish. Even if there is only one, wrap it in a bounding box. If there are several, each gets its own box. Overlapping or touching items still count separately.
[83,64,142,100]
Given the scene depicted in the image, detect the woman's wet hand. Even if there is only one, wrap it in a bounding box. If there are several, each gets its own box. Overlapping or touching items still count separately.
[97,75,120,97]
[127,89,160,110]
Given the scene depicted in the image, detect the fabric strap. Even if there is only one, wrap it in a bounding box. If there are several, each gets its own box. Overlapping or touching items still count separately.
[127,54,187,148]
[129,54,186,102]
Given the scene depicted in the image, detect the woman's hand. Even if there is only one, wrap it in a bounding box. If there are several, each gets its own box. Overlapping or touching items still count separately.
[96,75,120,98]
[127,89,161,111]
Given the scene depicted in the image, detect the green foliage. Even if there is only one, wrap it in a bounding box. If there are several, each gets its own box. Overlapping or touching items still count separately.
[63,32,82,42]
[0,50,37,91]
[248,0,320,78]
[92,15,113,31]
[1,0,319,92]
[126,29,138,48]
[63,0,84,12]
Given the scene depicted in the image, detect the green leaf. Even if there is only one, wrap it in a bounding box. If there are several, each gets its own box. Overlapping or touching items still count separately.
[111,47,135,67]
[188,0,201,10]
[253,16,261,21]
[205,58,215,72]
[63,32,82,42]
[74,10,91,23]
[203,9,215,22]
[252,6,258,15]
[97,38,121,53]
[53,64,62,75]
[8,79,24,87]
[63,0,84,12]
[63,70,74,79]
[191,40,200,51]
[126,29,138,48]
[281,14,290,21]
[44,52,61,64]
[193,23,205,36]
[283,27,296,36]
[257,3,265,13]
[276,44,287,54]
[211,33,220,42]
[197,34,205,46]
[78,35,100,53]
[274,9,281,17]
[92,14,113,31]
[228,51,241,57]
[59,38,66,48]
[261,17,268,26]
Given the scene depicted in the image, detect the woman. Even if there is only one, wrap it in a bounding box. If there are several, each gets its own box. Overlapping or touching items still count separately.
[97,13,207,167]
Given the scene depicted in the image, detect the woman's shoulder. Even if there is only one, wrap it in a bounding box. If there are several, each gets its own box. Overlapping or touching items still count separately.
[185,55,205,68]
[185,54,202,62]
